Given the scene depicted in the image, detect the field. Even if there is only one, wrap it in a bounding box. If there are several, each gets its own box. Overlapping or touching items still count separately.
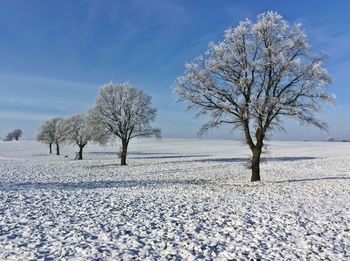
[0,139,349,260]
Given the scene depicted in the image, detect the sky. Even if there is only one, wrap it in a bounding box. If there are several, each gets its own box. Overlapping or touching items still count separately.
[0,0,349,141]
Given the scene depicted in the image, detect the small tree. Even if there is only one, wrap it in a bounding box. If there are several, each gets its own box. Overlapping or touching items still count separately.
[54,119,67,155]
[175,12,333,182]
[12,129,23,141]
[88,82,161,165]
[61,114,108,160]
[4,132,13,141]
[36,117,64,155]
[36,125,53,153]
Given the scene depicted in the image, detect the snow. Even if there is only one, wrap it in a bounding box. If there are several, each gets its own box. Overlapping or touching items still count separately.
[0,139,349,260]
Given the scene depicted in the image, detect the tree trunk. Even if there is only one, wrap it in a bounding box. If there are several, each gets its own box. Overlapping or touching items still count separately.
[251,147,262,182]
[49,143,52,154]
[15,137,19,141]
[78,145,84,160]
[120,139,128,165]
[56,144,60,155]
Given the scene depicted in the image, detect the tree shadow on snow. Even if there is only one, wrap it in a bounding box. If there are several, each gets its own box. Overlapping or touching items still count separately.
[277,176,350,183]
[86,151,211,160]
[129,154,211,160]
[86,151,181,156]
[263,156,317,162]
[86,156,316,169]
[86,151,119,155]
[0,179,209,191]
[191,156,317,163]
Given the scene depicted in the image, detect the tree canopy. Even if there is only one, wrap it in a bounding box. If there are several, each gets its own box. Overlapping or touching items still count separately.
[88,82,160,165]
[175,11,333,181]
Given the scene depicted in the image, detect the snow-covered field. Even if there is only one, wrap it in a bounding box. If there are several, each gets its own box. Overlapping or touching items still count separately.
[0,139,349,260]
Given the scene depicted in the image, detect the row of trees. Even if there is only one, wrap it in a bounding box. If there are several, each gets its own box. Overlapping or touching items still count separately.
[37,12,332,182]
[36,115,105,159]
[37,82,160,164]
[4,129,23,141]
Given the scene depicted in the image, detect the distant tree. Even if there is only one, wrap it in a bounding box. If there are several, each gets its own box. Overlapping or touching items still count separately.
[12,129,23,141]
[36,117,64,155]
[37,120,55,153]
[88,82,161,165]
[54,118,67,156]
[4,132,13,141]
[60,114,108,160]
[175,12,333,182]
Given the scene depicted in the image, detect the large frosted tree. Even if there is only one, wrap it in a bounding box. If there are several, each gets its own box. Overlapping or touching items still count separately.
[175,12,333,182]
[60,114,108,160]
[88,82,161,165]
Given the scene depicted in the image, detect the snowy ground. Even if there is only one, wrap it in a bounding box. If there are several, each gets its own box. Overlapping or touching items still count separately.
[0,138,349,260]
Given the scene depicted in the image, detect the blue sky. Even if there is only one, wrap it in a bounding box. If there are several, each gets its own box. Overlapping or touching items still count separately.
[0,0,349,140]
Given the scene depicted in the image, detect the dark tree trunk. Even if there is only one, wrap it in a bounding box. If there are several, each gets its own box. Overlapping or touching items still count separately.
[78,145,84,160]
[243,122,263,182]
[15,137,19,141]
[251,147,262,182]
[120,139,128,165]
[56,144,60,155]
[49,143,52,154]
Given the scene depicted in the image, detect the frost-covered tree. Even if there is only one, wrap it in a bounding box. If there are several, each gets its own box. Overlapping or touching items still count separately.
[175,12,333,182]
[12,129,23,141]
[4,132,13,141]
[36,117,64,155]
[54,119,68,156]
[36,123,53,153]
[60,114,108,160]
[88,82,161,165]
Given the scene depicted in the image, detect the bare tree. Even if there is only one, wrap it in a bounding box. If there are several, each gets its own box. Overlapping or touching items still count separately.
[175,12,333,182]
[36,118,64,155]
[12,129,23,140]
[61,114,108,160]
[88,82,161,165]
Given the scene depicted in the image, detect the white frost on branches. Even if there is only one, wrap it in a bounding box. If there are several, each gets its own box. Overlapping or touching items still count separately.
[60,114,108,147]
[88,82,161,140]
[175,11,333,137]
[36,118,64,146]
[88,82,160,165]
[37,117,65,155]
[175,11,334,181]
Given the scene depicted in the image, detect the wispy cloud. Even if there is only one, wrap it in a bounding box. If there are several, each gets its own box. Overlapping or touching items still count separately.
[0,111,62,121]
[0,72,99,113]
[0,72,96,90]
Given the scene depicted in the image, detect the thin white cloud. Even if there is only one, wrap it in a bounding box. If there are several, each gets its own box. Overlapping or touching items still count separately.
[0,72,99,113]
[0,111,61,121]
[0,72,97,90]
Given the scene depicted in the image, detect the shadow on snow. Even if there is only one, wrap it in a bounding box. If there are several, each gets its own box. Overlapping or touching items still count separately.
[86,151,211,160]
[85,156,317,169]
[191,156,317,163]
[0,179,199,191]
[129,155,212,160]
[277,176,350,183]
[1,176,348,191]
